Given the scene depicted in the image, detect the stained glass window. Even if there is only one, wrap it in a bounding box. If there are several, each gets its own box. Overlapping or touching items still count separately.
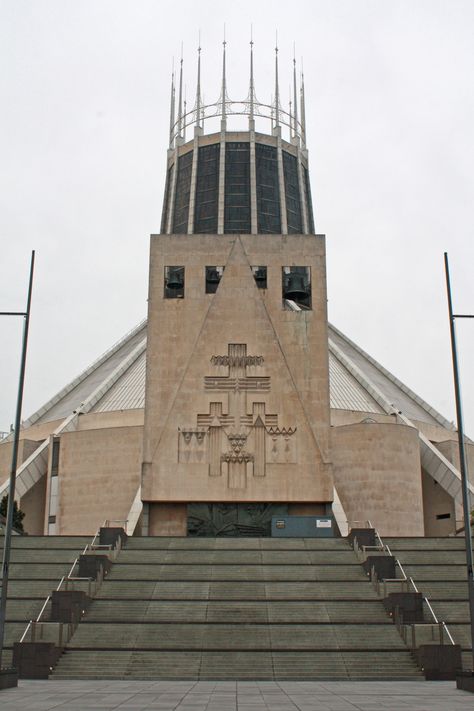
[195,144,220,233]
[173,151,193,233]
[256,143,281,234]
[224,142,251,233]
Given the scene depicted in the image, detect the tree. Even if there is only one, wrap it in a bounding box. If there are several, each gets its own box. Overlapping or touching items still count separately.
[0,495,25,532]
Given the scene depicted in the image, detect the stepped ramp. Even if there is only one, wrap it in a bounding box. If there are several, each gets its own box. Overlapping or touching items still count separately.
[52,536,421,680]
[0,534,92,668]
[385,536,474,672]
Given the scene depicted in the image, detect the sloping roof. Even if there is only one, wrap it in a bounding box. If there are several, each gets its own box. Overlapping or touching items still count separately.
[23,320,452,430]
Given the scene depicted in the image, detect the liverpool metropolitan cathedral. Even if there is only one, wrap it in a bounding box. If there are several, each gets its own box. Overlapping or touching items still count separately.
[1,43,472,540]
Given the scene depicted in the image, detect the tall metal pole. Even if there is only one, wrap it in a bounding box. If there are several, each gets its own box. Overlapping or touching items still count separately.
[0,250,35,670]
[444,251,474,671]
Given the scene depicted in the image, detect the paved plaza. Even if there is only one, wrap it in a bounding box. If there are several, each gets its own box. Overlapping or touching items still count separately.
[0,680,473,710]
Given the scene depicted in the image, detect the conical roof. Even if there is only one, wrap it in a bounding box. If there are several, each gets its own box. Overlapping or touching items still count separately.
[22,318,452,431]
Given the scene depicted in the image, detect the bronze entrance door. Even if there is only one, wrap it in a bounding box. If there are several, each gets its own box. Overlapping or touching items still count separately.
[187,503,288,536]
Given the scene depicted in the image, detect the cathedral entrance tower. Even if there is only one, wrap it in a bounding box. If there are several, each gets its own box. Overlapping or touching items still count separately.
[142,42,333,535]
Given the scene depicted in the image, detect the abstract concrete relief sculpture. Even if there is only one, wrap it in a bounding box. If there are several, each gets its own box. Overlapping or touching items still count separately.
[178,344,297,489]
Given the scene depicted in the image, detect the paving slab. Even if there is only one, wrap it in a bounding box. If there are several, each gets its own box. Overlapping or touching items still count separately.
[0,680,474,710]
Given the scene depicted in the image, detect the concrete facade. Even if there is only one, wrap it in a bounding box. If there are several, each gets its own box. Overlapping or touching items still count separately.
[49,426,142,535]
[332,421,425,536]
[142,234,332,520]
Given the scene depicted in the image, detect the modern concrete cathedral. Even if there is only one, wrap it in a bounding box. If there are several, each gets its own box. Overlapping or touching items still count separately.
[1,42,473,539]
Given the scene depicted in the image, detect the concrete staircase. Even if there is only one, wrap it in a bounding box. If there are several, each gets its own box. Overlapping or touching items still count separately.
[385,536,474,672]
[51,537,422,680]
[0,535,92,668]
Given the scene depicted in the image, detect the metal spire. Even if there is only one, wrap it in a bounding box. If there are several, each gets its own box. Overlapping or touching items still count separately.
[249,27,255,127]
[289,92,292,140]
[292,45,299,142]
[168,63,175,147]
[177,47,184,139]
[221,27,227,124]
[300,62,307,147]
[195,36,202,129]
[274,34,280,129]
[183,85,187,143]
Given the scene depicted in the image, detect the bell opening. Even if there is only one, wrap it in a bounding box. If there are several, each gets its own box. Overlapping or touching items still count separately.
[164,266,185,299]
[282,266,311,309]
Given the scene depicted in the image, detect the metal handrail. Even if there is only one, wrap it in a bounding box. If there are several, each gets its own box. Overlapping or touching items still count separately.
[361,524,456,648]
[17,519,120,647]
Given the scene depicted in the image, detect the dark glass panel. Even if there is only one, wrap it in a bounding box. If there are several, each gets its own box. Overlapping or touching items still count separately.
[256,143,281,234]
[51,439,60,474]
[194,143,220,233]
[303,166,315,233]
[160,164,174,234]
[173,151,193,233]
[224,142,250,233]
[283,151,302,234]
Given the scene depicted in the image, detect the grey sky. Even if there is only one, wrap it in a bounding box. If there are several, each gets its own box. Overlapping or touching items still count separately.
[1,0,473,437]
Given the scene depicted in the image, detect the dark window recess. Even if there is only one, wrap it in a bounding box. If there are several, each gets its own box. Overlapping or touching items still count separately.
[51,439,60,475]
[283,151,302,233]
[173,151,193,233]
[251,266,267,289]
[282,266,312,309]
[160,164,174,234]
[164,266,185,298]
[224,142,251,233]
[303,166,315,233]
[205,266,224,293]
[48,515,56,524]
[256,143,281,233]
[436,513,451,520]
[195,144,220,233]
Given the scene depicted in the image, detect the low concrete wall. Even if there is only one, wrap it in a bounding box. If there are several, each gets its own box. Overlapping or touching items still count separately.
[57,425,142,534]
[332,421,424,536]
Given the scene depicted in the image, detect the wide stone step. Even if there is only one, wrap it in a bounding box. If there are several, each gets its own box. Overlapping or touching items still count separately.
[402,565,467,581]
[4,621,32,646]
[8,549,82,564]
[6,579,91,598]
[66,622,404,650]
[432,601,470,622]
[388,551,468,565]
[117,550,358,564]
[446,624,473,648]
[384,537,470,550]
[52,649,422,680]
[0,535,91,549]
[107,564,366,582]
[414,581,468,599]
[95,580,378,600]
[84,600,389,623]
[5,598,51,621]
[124,537,351,550]
[8,563,78,579]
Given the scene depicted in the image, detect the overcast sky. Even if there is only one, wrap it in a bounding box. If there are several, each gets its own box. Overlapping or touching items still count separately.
[1,0,473,439]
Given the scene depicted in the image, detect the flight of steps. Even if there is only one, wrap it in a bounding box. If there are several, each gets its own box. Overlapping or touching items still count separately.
[0,535,92,668]
[385,536,473,673]
[52,536,422,680]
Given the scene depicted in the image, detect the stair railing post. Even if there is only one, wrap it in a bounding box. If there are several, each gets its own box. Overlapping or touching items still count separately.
[444,252,474,672]
[0,251,35,670]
